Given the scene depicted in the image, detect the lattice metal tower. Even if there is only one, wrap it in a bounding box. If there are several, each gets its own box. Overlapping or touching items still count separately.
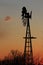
[21,7,36,65]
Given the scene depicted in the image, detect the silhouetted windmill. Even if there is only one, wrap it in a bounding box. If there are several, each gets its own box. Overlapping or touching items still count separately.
[21,6,36,65]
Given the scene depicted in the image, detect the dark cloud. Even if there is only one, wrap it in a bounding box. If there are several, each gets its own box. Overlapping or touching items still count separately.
[4,16,11,21]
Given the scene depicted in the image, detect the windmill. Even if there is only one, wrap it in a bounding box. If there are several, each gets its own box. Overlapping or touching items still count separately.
[21,6,36,65]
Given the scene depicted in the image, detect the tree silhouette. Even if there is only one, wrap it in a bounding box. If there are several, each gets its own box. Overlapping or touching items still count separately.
[0,50,43,65]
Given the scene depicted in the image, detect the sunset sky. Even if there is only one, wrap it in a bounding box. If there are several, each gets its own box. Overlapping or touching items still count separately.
[0,0,43,59]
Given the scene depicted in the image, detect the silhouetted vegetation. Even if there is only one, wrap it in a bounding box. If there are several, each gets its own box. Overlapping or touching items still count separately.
[0,50,43,65]
[0,50,24,65]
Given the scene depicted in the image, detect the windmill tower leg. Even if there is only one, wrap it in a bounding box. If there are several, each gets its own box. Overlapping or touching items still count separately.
[24,19,34,65]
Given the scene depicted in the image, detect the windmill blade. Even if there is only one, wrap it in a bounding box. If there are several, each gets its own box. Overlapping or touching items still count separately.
[22,7,27,19]
[22,7,27,14]
[22,18,27,26]
[22,19,26,26]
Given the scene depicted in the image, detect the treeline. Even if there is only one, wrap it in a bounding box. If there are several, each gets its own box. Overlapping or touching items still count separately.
[0,50,24,65]
[0,50,43,65]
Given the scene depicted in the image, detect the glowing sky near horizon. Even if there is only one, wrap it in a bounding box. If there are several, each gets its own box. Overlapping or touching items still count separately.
[0,0,43,59]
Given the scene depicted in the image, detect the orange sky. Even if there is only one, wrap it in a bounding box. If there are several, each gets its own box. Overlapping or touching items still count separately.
[0,0,43,60]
